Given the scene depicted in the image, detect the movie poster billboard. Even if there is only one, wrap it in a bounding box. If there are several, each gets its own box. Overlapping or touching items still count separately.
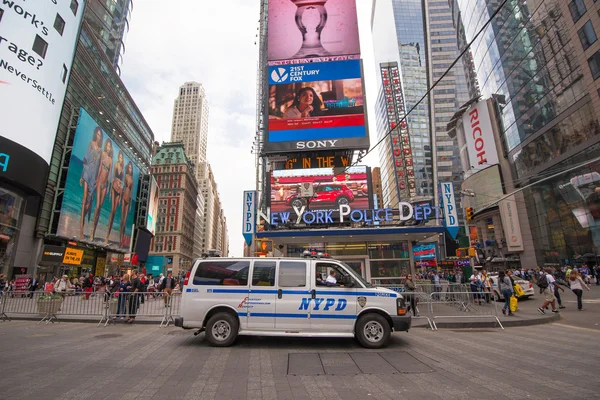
[269,166,372,213]
[267,0,360,63]
[57,108,139,251]
[266,60,369,153]
[146,177,159,235]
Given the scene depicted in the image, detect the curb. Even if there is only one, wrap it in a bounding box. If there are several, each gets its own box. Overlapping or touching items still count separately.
[414,313,561,329]
[3,316,168,326]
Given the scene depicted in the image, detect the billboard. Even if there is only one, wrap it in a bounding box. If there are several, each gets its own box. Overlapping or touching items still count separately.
[266,60,368,153]
[499,195,524,252]
[146,177,159,235]
[413,244,436,260]
[0,0,85,164]
[267,0,360,63]
[57,108,140,251]
[269,166,372,214]
[461,164,504,210]
[462,99,499,170]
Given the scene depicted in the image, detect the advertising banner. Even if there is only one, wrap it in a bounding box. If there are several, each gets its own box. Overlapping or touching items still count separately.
[0,0,85,165]
[63,248,83,265]
[441,183,459,239]
[56,108,140,251]
[146,177,159,235]
[499,195,524,252]
[269,166,372,214]
[40,245,66,265]
[462,99,499,170]
[267,0,360,63]
[413,244,436,260]
[266,60,368,153]
[243,191,256,246]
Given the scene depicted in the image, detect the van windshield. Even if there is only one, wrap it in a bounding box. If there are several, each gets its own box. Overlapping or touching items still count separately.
[339,261,372,287]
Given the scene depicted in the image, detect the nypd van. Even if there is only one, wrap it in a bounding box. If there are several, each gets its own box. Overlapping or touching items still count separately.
[174,253,411,348]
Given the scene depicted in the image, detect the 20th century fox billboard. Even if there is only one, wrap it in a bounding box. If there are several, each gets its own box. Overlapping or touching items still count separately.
[264,0,369,154]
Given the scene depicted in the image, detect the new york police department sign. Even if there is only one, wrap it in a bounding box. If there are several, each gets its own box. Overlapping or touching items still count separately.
[242,191,256,246]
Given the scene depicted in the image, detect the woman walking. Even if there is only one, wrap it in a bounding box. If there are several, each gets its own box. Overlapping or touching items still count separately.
[404,274,419,317]
[115,274,131,320]
[569,271,591,311]
[498,271,514,316]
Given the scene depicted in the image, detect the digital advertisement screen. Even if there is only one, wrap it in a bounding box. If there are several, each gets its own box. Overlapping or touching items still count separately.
[266,60,369,153]
[413,244,436,260]
[267,0,360,63]
[57,108,140,251]
[0,0,85,165]
[269,166,372,213]
[146,177,159,235]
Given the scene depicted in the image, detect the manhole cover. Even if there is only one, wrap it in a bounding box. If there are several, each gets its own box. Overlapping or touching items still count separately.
[93,334,123,339]
[28,333,56,338]
[450,329,495,333]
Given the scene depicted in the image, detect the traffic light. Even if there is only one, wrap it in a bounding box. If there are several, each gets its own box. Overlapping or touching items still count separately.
[468,247,476,257]
[465,207,474,223]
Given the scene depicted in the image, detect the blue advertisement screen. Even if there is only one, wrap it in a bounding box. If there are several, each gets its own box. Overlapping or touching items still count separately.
[266,60,369,153]
[56,108,139,251]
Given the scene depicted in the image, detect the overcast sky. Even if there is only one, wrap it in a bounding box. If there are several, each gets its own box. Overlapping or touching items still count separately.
[121,0,377,256]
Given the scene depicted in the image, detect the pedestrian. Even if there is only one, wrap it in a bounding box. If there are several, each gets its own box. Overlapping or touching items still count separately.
[569,270,591,311]
[126,270,142,323]
[404,274,419,317]
[537,268,565,315]
[0,274,5,296]
[160,271,177,307]
[139,273,147,304]
[481,269,492,303]
[115,274,131,320]
[469,269,482,304]
[548,270,566,310]
[498,271,514,316]
[82,274,94,300]
[28,275,39,298]
[595,265,600,286]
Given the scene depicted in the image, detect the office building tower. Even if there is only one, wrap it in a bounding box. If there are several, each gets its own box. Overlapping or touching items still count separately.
[171,82,210,181]
[149,142,199,275]
[450,0,600,266]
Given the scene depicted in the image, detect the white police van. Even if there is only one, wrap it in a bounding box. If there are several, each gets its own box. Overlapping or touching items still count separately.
[174,252,411,348]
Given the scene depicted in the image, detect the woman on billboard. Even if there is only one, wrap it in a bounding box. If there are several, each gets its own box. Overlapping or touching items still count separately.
[283,87,323,118]
[79,127,103,238]
[105,151,125,243]
[119,161,134,246]
[90,139,114,241]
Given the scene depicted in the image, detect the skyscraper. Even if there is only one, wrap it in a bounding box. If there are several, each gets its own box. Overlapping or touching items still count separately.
[170,82,210,181]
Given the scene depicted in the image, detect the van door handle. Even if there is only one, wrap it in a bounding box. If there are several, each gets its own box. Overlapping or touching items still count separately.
[278,289,282,299]
[311,289,316,299]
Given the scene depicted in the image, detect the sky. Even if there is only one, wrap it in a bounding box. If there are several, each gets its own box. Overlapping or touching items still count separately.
[121,0,378,256]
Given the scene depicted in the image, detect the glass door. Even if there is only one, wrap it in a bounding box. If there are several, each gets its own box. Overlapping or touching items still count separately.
[337,258,366,280]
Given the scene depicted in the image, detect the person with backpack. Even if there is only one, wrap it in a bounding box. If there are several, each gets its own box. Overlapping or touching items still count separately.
[569,270,591,311]
[498,270,514,316]
[537,268,564,315]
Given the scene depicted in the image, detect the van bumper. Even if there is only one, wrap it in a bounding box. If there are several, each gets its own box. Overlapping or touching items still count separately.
[391,316,411,331]
[174,317,184,328]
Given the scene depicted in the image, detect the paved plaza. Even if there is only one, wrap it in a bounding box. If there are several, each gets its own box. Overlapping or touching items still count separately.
[0,316,599,400]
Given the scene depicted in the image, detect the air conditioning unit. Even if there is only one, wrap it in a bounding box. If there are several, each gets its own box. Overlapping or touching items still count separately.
[299,182,314,198]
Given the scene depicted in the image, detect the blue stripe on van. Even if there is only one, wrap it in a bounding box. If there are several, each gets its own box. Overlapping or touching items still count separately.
[208,288,396,298]
[236,312,357,320]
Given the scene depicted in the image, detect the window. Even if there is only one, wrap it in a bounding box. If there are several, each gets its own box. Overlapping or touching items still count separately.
[278,261,306,287]
[579,20,597,50]
[569,0,587,22]
[53,13,65,35]
[193,261,250,286]
[32,35,48,59]
[252,261,276,286]
[315,262,354,287]
[588,50,600,79]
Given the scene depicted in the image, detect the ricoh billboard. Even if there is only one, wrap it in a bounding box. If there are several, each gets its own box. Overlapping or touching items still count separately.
[0,0,85,166]
[265,59,369,153]
[267,0,360,64]
[462,99,499,170]
[56,108,140,251]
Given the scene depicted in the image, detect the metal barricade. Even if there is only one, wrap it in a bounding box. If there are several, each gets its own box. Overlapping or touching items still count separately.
[99,291,180,327]
[428,291,503,329]
[0,292,10,321]
[378,286,435,330]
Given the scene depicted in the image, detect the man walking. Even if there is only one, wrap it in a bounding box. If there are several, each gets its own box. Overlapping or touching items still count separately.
[160,271,177,307]
[537,268,564,315]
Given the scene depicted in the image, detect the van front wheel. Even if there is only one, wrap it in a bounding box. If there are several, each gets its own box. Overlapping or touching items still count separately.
[206,312,239,347]
[355,314,390,349]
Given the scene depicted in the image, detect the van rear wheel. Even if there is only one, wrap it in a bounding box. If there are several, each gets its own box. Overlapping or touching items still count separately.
[355,314,390,349]
[206,312,238,347]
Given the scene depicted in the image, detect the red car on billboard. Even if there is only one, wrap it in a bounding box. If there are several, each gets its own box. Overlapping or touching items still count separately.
[286,184,355,208]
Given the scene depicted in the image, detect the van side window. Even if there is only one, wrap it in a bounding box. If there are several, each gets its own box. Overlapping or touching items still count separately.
[279,261,306,287]
[193,261,250,286]
[252,261,276,286]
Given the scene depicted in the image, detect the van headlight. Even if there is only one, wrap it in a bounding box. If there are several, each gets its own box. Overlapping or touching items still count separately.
[396,297,407,316]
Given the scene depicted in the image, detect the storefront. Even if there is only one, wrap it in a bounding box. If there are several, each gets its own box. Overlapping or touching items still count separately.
[256,226,445,285]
